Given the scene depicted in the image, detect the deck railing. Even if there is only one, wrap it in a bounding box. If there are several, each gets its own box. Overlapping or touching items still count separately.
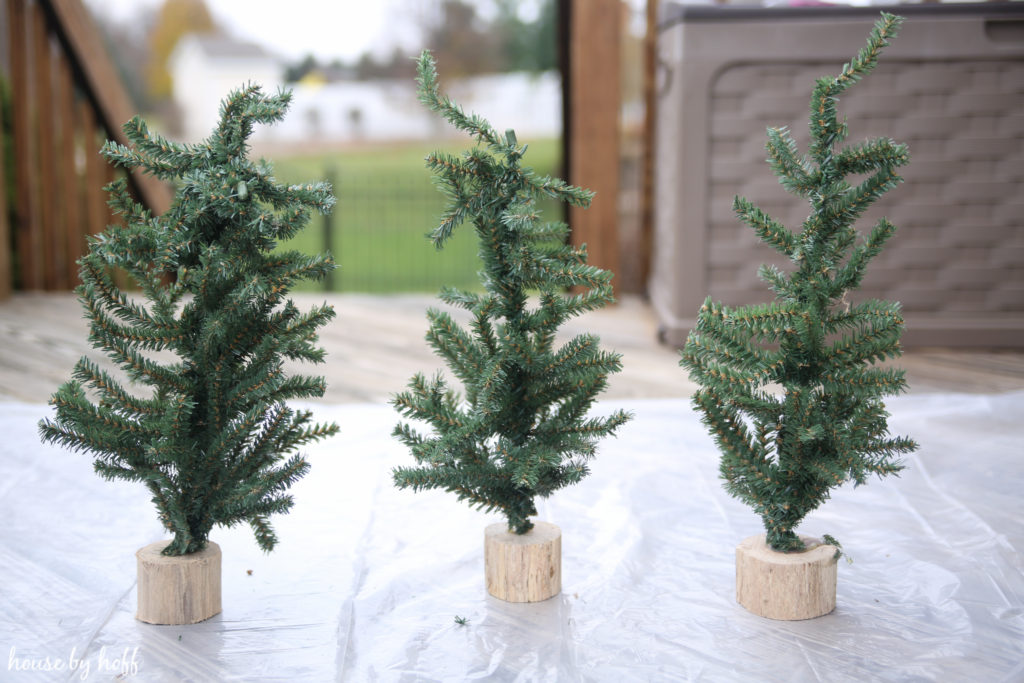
[1,0,172,299]
[0,0,640,300]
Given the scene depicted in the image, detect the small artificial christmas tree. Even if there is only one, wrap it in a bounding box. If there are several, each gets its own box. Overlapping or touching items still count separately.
[392,51,631,535]
[40,85,338,557]
[680,13,918,553]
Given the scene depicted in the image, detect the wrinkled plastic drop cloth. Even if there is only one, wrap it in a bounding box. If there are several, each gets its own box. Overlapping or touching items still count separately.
[1,393,1021,682]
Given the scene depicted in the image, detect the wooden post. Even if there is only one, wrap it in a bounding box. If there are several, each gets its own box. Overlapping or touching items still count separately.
[9,0,41,290]
[735,534,838,620]
[57,49,83,288]
[484,521,561,603]
[79,102,106,238]
[638,0,659,293]
[566,0,622,291]
[136,540,222,625]
[33,1,59,290]
[0,57,10,300]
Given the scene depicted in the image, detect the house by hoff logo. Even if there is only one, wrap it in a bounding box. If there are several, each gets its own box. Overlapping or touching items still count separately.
[7,645,140,679]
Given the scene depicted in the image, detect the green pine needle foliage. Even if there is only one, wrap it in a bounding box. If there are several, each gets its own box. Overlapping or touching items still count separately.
[392,52,631,535]
[39,85,339,556]
[680,14,918,553]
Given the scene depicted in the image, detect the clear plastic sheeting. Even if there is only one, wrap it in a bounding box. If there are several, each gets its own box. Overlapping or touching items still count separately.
[1,393,1022,681]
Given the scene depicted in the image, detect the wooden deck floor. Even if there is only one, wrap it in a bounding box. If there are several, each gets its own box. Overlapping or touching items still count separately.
[1,292,1022,404]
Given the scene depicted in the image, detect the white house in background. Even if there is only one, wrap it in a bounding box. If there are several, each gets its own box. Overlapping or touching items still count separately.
[273,71,562,143]
[169,34,561,145]
[438,70,562,140]
[169,33,284,143]
[266,78,432,144]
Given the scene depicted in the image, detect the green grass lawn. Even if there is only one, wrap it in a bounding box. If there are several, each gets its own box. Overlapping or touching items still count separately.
[267,138,562,293]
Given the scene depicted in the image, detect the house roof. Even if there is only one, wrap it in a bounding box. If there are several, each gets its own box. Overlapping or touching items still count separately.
[180,33,279,61]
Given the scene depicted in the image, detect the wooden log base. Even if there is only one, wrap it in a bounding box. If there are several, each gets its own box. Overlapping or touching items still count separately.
[136,540,222,625]
[485,521,561,603]
[736,534,838,620]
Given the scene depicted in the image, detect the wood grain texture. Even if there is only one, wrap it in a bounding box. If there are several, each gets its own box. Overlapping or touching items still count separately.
[0,54,10,301]
[136,540,222,625]
[2,0,172,294]
[9,0,41,290]
[32,2,58,290]
[736,534,837,620]
[567,0,621,290]
[79,102,105,238]
[56,48,82,289]
[485,521,561,603]
[1,293,1022,404]
[44,0,173,215]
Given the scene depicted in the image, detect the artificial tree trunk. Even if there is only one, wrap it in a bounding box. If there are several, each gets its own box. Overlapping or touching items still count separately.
[484,521,561,603]
[136,540,222,625]
[735,534,838,620]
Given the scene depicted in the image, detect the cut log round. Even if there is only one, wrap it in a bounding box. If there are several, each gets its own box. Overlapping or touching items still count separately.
[736,534,838,620]
[485,521,561,603]
[136,540,222,625]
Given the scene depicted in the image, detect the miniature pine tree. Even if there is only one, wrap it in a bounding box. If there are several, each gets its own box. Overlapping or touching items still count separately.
[39,85,339,556]
[392,52,631,535]
[680,13,918,552]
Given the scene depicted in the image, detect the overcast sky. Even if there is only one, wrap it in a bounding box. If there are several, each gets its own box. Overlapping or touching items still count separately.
[83,0,549,63]
[84,0,427,62]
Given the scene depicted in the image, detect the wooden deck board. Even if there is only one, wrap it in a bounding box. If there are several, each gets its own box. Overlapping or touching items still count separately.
[2,292,1022,405]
